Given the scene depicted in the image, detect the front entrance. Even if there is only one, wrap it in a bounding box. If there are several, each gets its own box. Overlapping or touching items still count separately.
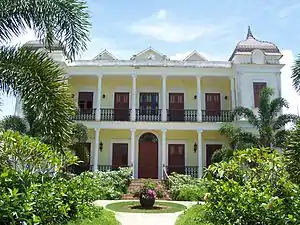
[168,144,185,174]
[112,143,128,170]
[114,92,129,121]
[138,133,158,178]
[206,144,222,167]
[205,93,221,116]
[169,93,184,121]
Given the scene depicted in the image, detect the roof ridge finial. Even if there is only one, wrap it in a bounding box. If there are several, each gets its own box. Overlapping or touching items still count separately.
[247,26,254,39]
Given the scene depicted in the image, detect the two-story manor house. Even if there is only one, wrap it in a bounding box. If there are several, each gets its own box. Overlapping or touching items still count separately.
[15,27,283,179]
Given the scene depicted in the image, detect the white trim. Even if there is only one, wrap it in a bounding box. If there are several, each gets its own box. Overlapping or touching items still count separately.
[86,139,93,167]
[78,87,97,108]
[133,47,168,59]
[136,131,161,179]
[109,139,131,165]
[112,87,131,108]
[137,87,161,109]
[183,50,207,61]
[203,140,224,167]
[166,140,188,166]
[203,91,224,110]
[94,49,118,60]
[167,89,187,109]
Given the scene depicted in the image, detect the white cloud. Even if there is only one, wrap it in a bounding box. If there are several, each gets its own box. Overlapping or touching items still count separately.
[129,10,221,43]
[280,50,300,116]
[6,29,36,46]
[278,3,300,18]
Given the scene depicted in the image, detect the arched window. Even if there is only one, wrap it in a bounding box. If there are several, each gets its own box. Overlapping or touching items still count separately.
[139,132,158,143]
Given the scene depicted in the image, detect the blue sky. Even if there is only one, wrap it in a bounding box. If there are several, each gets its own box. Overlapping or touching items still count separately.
[1,0,300,117]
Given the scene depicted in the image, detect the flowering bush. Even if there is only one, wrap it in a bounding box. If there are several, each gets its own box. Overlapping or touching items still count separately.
[139,185,157,199]
[138,179,157,199]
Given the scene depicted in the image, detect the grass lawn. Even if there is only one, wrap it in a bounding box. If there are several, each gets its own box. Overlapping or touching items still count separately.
[106,201,186,213]
[176,204,212,225]
[67,208,119,225]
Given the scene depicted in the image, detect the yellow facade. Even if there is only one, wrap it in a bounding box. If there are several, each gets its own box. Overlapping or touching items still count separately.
[68,76,231,110]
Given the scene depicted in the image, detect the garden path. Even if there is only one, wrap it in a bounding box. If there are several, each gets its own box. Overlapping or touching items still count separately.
[94,200,197,225]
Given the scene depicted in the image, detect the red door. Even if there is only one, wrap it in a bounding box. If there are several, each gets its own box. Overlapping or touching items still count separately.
[78,92,93,114]
[169,93,184,121]
[138,133,158,178]
[168,144,185,174]
[206,144,222,167]
[205,93,221,116]
[114,92,129,121]
[112,143,128,170]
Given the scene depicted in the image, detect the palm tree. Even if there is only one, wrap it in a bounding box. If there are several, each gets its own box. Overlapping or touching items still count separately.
[292,54,300,94]
[0,0,90,151]
[231,87,297,148]
[212,123,258,163]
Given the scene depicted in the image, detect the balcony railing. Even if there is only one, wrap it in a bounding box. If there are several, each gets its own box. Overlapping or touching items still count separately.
[101,108,131,121]
[165,165,198,178]
[202,110,233,122]
[89,165,131,172]
[136,109,161,121]
[73,108,96,120]
[167,109,197,122]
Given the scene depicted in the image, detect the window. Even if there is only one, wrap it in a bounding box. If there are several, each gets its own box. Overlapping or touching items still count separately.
[253,82,266,107]
[78,92,93,113]
[139,93,159,114]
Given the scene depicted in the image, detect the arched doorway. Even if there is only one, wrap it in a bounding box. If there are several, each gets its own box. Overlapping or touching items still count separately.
[138,132,158,178]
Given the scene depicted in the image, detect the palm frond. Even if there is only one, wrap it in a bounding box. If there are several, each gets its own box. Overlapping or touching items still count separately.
[0,0,91,60]
[0,46,75,151]
[232,106,259,127]
[269,97,289,117]
[257,87,273,121]
[274,129,290,148]
[292,54,300,94]
[0,115,28,134]
[272,114,298,130]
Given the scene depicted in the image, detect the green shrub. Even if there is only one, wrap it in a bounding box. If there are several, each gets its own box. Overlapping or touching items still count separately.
[204,147,300,225]
[176,204,212,225]
[75,168,132,200]
[0,131,131,224]
[168,173,207,201]
[284,120,300,184]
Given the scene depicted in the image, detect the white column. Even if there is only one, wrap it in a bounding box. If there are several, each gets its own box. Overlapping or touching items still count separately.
[93,128,100,172]
[131,74,137,121]
[161,129,167,179]
[196,76,202,122]
[230,77,236,109]
[162,76,167,121]
[130,128,136,178]
[197,129,203,178]
[96,75,102,121]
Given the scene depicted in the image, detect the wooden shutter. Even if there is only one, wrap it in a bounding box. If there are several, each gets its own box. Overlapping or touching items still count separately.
[253,82,266,107]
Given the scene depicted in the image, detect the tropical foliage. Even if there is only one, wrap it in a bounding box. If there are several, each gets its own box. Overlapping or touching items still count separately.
[292,54,300,94]
[284,120,300,185]
[177,148,300,225]
[229,87,296,148]
[167,173,207,201]
[0,0,90,151]
[0,131,128,224]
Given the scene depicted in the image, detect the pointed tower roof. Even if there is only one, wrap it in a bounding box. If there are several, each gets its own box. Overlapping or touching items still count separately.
[229,26,280,61]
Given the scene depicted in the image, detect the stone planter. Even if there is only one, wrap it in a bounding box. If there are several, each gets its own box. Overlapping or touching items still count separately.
[139,196,155,208]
